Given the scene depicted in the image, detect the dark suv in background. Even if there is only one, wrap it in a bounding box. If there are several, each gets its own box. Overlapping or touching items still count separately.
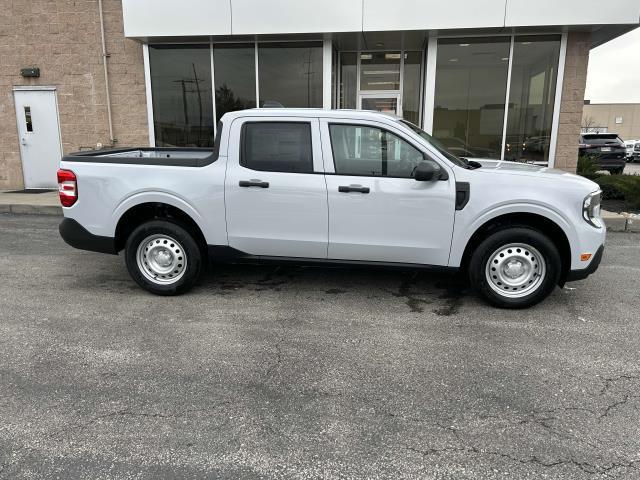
[579,133,626,174]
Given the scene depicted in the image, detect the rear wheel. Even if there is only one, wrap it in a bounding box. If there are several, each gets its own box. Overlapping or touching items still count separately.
[610,167,624,175]
[125,220,202,295]
[469,227,561,308]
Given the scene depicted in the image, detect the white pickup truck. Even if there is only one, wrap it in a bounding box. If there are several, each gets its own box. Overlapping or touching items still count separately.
[58,109,605,308]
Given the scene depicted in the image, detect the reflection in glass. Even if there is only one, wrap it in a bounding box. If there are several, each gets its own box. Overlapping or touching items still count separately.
[402,51,423,125]
[214,44,256,123]
[361,96,399,115]
[258,42,323,108]
[329,124,423,178]
[360,52,401,91]
[340,52,357,109]
[149,45,214,147]
[433,38,510,159]
[505,36,560,165]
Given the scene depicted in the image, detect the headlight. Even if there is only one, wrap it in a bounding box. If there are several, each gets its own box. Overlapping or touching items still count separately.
[583,190,602,228]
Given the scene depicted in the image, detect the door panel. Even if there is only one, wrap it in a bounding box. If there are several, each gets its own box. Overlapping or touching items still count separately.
[13,89,63,189]
[224,117,328,258]
[322,120,456,265]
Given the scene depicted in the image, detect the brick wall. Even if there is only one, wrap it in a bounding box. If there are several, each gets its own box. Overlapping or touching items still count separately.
[554,32,591,173]
[0,0,148,190]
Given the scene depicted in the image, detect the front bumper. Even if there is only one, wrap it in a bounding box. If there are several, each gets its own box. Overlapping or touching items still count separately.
[59,218,117,255]
[565,244,604,282]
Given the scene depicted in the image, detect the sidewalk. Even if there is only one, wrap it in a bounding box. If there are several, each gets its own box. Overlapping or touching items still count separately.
[0,190,638,232]
[0,190,61,216]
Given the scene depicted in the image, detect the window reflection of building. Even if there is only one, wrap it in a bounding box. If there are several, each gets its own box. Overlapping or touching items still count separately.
[147,36,561,162]
[433,38,510,159]
[505,36,560,165]
[149,45,215,148]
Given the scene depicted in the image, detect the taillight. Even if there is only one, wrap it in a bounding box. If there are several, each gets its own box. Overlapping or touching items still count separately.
[57,169,77,207]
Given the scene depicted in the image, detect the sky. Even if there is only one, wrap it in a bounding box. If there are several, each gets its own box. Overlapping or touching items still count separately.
[585,27,640,103]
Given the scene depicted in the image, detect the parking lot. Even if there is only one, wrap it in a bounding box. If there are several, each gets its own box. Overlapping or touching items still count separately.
[1,213,639,479]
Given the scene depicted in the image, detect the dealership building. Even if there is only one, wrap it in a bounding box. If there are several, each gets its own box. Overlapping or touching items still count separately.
[1,0,639,189]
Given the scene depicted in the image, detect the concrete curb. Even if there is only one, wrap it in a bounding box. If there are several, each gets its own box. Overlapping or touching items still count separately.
[0,204,62,216]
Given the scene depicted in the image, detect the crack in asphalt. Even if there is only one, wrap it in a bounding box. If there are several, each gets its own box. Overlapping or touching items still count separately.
[600,394,640,419]
[406,422,640,475]
[599,373,640,396]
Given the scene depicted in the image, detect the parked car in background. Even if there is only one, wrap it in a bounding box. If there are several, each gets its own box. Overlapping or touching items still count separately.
[634,142,640,163]
[624,140,638,161]
[58,109,605,309]
[579,133,626,174]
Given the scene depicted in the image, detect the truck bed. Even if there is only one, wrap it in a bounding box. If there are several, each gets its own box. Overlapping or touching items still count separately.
[63,147,216,167]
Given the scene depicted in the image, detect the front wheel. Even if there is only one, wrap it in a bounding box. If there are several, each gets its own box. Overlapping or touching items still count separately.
[469,227,561,308]
[125,220,203,295]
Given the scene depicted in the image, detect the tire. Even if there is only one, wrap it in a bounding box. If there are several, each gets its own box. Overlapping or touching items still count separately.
[611,168,624,175]
[469,227,561,309]
[124,220,203,295]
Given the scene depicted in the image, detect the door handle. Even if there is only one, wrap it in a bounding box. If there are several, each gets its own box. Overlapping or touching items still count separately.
[338,185,370,194]
[20,137,27,146]
[239,180,269,188]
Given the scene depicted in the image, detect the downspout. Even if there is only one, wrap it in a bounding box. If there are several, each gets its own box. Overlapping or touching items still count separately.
[98,0,116,146]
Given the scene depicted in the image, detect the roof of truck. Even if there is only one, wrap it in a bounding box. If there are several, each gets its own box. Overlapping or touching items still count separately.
[220,108,402,123]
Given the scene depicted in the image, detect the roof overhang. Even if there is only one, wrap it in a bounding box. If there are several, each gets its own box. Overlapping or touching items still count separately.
[122,0,640,48]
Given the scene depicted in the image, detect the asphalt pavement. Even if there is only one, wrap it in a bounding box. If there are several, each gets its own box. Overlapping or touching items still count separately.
[1,214,639,479]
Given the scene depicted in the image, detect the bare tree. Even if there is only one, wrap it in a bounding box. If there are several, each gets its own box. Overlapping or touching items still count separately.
[581,115,606,133]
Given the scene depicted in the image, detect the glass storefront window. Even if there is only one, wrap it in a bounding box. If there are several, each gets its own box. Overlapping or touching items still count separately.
[340,52,357,109]
[149,45,214,147]
[433,38,510,159]
[402,51,423,125]
[505,35,561,164]
[258,42,323,108]
[213,44,256,123]
[360,52,401,91]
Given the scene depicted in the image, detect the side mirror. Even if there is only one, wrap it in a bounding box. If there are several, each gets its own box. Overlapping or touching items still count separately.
[414,160,447,181]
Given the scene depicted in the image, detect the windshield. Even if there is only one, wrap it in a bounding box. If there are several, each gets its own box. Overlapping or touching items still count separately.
[399,120,468,168]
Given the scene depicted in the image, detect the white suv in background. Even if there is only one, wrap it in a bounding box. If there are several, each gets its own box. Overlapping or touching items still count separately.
[625,140,639,162]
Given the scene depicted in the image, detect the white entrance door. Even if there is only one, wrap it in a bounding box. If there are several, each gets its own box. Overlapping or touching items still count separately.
[13,88,63,189]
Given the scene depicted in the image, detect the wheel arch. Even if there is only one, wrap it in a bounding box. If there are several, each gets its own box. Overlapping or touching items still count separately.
[458,212,572,286]
[114,202,207,254]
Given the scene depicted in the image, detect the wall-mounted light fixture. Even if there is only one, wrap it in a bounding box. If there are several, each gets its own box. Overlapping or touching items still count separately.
[20,67,40,78]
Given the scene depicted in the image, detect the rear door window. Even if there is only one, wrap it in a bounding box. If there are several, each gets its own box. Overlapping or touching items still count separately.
[582,135,624,146]
[241,122,313,173]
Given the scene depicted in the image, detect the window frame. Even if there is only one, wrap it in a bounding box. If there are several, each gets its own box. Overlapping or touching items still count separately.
[240,121,315,174]
[326,122,431,179]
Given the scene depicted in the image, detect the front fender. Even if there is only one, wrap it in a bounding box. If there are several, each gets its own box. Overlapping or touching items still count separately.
[448,202,578,268]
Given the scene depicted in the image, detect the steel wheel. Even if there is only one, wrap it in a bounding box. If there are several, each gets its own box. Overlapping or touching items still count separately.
[485,243,546,298]
[136,234,187,285]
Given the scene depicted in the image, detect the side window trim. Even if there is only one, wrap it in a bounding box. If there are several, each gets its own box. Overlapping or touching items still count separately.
[239,120,314,174]
[326,121,429,179]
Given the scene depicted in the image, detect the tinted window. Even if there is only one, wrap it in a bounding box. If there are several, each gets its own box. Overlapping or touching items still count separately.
[149,45,214,147]
[329,124,424,178]
[214,45,257,122]
[258,42,323,108]
[433,38,510,159]
[505,36,561,165]
[581,135,624,146]
[242,123,313,173]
